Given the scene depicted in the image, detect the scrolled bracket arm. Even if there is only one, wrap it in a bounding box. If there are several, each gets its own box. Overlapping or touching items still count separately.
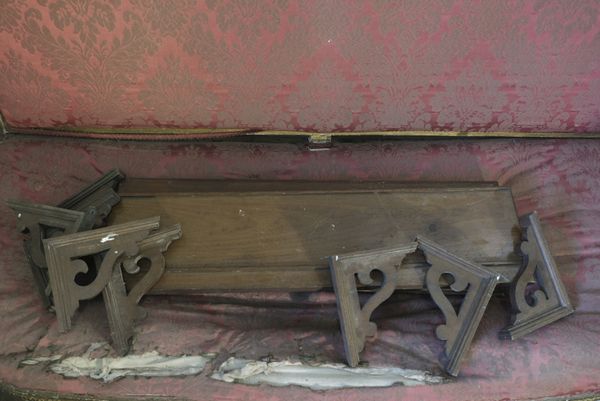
[419,236,505,376]
[329,243,418,367]
[7,201,87,308]
[499,212,574,340]
[104,224,182,354]
[58,169,125,230]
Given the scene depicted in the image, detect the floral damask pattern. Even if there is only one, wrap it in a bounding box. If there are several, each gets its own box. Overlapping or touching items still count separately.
[339,27,432,130]
[534,0,600,47]
[431,61,508,131]
[370,0,449,39]
[552,143,600,207]
[573,79,600,132]
[18,2,157,125]
[0,0,599,132]
[46,0,120,47]
[130,0,193,37]
[0,50,69,125]
[284,60,366,131]
[507,74,573,131]
[182,3,315,128]
[0,0,23,34]
[138,58,217,126]
[206,0,288,46]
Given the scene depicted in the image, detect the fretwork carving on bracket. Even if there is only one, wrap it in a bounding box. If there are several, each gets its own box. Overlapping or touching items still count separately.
[103,225,182,354]
[419,236,506,376]
[7,201,87,308]
[499,212,574,340]
[8,170,125,308]
[44,217,161,333]
[329,243,418,367]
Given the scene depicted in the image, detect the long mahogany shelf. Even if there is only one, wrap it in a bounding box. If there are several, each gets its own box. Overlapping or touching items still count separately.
[109,180,522,293]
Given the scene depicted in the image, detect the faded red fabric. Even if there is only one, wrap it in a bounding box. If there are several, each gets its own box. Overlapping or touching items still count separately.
[1,0,600,132]
[0,137,599,400]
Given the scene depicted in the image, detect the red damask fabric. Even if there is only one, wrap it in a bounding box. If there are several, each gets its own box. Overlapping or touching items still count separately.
[0,137,599,400]
[1,0,599,132]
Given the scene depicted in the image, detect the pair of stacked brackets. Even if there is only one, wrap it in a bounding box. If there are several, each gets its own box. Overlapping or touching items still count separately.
[8,170,182,355]
[9,171,573,376]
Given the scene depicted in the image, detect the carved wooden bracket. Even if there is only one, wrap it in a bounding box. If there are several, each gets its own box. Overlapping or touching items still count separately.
[329,243,418,367]
[103,225,182,354]
[8,170,124,308]
[7,201,87,308]
[330,237,505,376]
[419,236,506,376]
[58,169,124,230]
[499,212,574,340]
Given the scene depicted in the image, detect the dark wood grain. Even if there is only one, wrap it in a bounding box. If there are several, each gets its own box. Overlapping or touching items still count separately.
[110,180,522,292]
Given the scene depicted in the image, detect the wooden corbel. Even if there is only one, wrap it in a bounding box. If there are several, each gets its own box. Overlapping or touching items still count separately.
[7,201,87,308]
[329,243,418,367]
[499,212,574,340]
[418,236,506,376]
[8,170,124,308]
[330,237,504,376]
[103,224,182,354]
[58,169,124,230]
